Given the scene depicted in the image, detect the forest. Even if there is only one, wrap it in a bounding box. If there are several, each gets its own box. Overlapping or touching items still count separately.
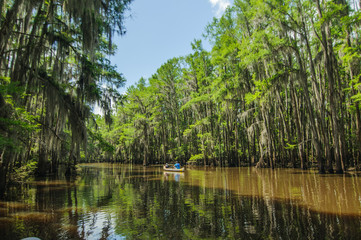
[1,0,361,194]
[0,0,133,193]
[108,0,361,173]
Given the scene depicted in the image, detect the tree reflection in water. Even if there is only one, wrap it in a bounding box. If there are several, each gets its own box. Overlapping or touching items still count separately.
[0,164,360,239]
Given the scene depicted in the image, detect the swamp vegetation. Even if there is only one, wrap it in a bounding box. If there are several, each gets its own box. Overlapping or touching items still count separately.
[105,0,361,174]
[0,0,133,193]
[1,0,361,195]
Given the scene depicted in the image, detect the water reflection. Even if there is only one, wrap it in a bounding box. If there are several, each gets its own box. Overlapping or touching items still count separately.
[0,164,360,239]
[184,167,361,216]
[163,172,184,182]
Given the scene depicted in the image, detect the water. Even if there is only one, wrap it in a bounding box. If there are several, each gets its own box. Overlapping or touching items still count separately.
[1,164,361,239]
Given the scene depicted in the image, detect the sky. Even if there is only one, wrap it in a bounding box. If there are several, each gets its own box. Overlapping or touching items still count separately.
[110,0,232,93]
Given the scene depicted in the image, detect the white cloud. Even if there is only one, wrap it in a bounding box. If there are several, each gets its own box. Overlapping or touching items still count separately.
[209,0,231,17]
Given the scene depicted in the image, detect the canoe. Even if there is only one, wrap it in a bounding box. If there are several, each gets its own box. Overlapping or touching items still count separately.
[163,166,185,172]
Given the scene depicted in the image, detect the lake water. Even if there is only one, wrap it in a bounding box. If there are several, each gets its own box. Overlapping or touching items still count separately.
[1,164,361,239]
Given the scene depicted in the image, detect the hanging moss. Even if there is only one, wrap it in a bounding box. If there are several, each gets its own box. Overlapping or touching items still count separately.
[0,0,133,182]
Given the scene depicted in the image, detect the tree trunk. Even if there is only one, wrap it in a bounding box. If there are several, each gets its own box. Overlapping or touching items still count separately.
[294,46,325,173]
[143,124,148,166]
[0,0,24,58]
[315,0,343,173]
[290,82,307,169]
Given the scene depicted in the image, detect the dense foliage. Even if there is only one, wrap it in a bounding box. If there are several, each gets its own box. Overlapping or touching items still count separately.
[104,0,361,173]
[0,0,132,192]
[2,0,361,192]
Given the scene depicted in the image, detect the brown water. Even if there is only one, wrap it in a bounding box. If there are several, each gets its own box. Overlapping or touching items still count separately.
[1,164,361,239]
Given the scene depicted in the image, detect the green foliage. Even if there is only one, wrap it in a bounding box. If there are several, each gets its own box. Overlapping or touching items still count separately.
[284,143,297,150]
[0,0,133,179]
[88,130,115,154]
[0,134,18,150]
[2,0,360,173]
[108,0,361,171]
[180,94,211,111]
[13,159,38,181]
[188,154,204,163]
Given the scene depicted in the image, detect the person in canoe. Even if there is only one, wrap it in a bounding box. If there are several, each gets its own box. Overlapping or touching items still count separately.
[165,163,170,168]
[174,162,180,169]
[163,162,184,172]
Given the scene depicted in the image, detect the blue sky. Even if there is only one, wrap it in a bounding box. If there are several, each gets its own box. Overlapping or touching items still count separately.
[110,0,232,92]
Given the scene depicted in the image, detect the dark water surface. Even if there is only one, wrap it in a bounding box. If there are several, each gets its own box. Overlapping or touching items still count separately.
[1,164,361,239]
